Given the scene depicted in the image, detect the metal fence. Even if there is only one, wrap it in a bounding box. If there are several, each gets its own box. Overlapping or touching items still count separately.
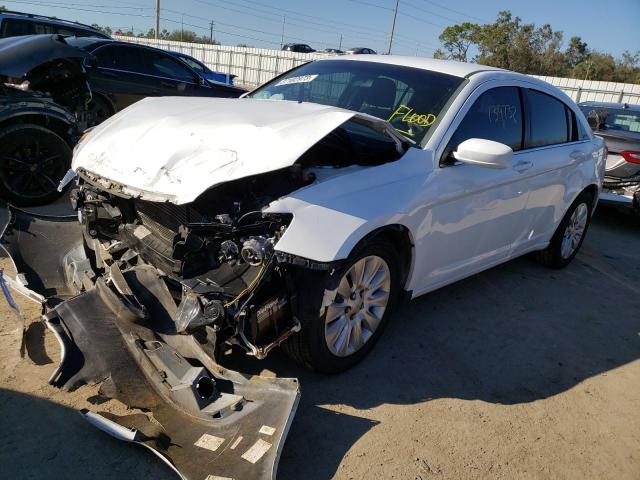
[119,36,640,104]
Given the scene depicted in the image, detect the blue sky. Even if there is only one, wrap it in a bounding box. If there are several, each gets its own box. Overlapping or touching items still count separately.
[2,0,638,58]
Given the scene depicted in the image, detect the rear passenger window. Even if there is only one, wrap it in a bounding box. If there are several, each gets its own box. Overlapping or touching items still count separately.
[0,19,33,37]
[444,86,523,162]
[95,45,143,73]
[525,90,568,148]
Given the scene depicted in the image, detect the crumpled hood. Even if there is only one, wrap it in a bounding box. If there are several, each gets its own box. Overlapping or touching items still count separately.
[73,97,362,204]
[0,34,92,78]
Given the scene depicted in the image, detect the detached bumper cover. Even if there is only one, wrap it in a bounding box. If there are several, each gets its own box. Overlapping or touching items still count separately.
[0,205,299,480]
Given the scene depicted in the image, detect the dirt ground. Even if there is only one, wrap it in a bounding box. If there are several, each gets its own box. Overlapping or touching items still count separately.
[1,205,639,480]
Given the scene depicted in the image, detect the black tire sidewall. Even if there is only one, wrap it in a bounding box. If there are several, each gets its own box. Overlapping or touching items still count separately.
[0,124,71,206]
[297,238,402,373]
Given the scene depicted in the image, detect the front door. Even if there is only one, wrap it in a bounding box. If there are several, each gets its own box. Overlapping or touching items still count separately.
[413,86,534,293]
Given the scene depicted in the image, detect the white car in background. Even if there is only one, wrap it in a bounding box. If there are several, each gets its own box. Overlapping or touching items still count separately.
[2,55,606,479]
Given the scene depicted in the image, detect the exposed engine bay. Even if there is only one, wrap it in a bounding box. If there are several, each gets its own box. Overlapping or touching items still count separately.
[71,118,405,358]
[75,166,305,358]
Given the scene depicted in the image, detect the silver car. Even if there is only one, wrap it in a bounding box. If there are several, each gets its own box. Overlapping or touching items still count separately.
[579,102,640,214]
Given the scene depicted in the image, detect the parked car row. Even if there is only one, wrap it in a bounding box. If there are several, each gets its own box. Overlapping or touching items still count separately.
[282,43,377,55]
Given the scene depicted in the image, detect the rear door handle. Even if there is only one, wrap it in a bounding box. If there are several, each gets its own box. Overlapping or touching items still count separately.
[513,160,533,173]
[570,150,586,162]
[160,80,176,88]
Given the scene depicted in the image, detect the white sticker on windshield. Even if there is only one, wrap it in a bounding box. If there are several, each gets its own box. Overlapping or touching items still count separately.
[276,74,318,86]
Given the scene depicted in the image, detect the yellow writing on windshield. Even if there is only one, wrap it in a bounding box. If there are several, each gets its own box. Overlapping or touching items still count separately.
[387,104,437,128]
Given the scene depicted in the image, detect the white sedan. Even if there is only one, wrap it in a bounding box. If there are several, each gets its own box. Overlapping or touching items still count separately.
[1,55,606,478]
[14,56,606,375]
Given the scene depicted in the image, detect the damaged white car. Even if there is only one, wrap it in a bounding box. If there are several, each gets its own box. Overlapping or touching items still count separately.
[2,56,605,479]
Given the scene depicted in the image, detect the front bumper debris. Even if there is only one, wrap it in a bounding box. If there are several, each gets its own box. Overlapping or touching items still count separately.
[0,205,299,480]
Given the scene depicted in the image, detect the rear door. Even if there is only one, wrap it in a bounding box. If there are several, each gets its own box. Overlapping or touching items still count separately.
[518,88,596,247]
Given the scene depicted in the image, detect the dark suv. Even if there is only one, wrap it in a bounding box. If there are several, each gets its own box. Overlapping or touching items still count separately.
[0,10,110,39]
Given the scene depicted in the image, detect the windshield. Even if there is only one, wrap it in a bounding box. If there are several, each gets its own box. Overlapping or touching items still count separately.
[580,106,640,134]
[249,60,464,144]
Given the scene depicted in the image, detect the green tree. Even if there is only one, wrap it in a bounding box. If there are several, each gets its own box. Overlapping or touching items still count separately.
[433,22,478,62]
[565,36,589,69]
[0,5,6,12]
[90,24,112,36]
[434,10,640,81]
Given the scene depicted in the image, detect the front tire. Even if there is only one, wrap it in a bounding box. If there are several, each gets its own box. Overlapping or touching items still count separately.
[0,124,71,206]
[534,191,593,268]
[283,238,402,373]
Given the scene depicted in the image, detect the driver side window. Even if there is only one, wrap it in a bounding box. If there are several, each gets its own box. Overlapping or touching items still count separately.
[442,87,523,165]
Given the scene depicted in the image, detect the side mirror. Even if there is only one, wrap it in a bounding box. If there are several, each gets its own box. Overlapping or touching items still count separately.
[453,138,513,169]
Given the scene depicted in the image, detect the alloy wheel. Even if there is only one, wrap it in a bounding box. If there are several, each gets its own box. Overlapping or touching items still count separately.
[324,255,391,357]
[560,202,588,259]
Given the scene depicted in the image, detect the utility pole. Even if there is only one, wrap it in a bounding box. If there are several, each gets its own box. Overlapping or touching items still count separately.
[181,13,184,42]
[386,0,399,55]
[155,0,160,39]
[280,15,286,48]
[338,34,343,50]
[209,20,214,43]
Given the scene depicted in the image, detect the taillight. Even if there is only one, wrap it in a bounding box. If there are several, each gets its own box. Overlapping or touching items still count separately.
[621,151,640,164]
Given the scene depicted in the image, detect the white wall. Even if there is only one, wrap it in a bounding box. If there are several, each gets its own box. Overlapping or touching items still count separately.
[118,36,640,104]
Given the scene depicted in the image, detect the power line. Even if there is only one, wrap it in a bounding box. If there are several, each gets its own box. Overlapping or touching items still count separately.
[4,0,435,52]
[416,0,489,23]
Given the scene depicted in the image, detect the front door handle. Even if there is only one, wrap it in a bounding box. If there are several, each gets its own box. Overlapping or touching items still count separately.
[513,160,533,173]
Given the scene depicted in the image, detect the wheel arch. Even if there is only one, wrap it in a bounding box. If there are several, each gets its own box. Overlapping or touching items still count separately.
[346,224,415,297]
[582,183,599,210]
[0,112,75,145]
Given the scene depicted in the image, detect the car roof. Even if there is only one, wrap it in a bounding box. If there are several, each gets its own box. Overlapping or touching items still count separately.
[64,36,114,50]
[0,10,108,35]
[578,101,640,112]
[315,55,503,78]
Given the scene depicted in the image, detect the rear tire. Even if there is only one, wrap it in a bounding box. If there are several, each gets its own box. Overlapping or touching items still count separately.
[0,124,71,206]
[534,191,593,268]
[283,238,402,373]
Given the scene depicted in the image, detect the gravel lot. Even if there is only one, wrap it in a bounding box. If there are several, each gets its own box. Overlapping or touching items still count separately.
[1,205,638,480]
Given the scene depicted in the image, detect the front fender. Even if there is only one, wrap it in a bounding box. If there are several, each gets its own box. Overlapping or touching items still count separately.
[267,148,429,262]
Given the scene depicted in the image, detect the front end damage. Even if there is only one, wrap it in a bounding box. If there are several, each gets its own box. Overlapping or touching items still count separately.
[0,97,410,477]
[1,205,300,480]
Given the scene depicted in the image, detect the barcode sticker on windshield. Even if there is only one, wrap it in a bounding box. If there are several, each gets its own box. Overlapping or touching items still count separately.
[276,74,318,86]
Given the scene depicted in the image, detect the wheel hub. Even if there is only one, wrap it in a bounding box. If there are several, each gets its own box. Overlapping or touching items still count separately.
[324,255,391,357]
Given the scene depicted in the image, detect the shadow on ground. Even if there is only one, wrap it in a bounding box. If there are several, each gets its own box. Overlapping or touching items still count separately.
[0,388,171,479]
[223,206,640,479]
